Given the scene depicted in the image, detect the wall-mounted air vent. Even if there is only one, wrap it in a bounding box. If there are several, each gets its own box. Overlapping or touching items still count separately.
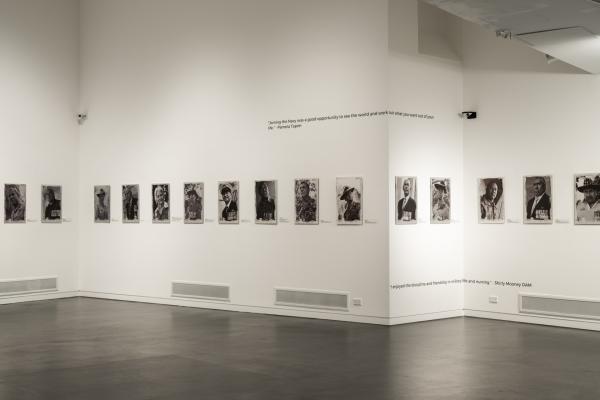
[275,287,349,311]
[520,293,600,321]
[171,281,230,301]
[0,277,58,297]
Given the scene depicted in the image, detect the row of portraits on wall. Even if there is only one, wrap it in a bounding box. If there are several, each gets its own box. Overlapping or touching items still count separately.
[5,174,598,225]
[2,179,363,225]
[395,174,600,225]
[101,178,362,225]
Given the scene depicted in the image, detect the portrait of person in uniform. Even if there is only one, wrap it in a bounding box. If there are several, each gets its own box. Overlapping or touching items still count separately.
[336,177,363,225]
[524,176,552,224]
[184,183,204,224]
[4,184,26,223]
[152,184,170,223]
[295,178,318,225]
[122,184,139,223]
[218,181,239,224]
[395,176,416,224]
[575,174,600,225]
[479,178,505,224]
[94,185,110,223]
[430,178,450,224]
[255,180,277,224]
[41,185,62,223]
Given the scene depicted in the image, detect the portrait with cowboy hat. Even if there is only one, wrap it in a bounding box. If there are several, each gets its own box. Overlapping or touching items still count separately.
[431,178,451,223]
[94,185,110,223]
[336,177,363,225]
[575,174,600,225]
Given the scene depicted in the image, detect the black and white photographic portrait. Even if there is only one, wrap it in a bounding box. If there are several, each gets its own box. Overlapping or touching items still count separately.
[152,184,170,223]
[41,185,62,223]
[94,185,110,223]
[395,176,416,224]
[575,174,600,225]
[524,176,552,224]
[184,183,204,224]
[295,178,318,225]
[336,177,363,225]
[479,178,505,224]
[255,180,277,224]
[122,184,139,223]
[4,184,26,223]
[430,178,450,224]
[218,181,239,224]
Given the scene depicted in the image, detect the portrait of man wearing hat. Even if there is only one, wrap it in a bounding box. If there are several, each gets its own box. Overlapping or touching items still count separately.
[218,181,239,224]
[184,183,203,224]
[336,177,362,225]
[575,174,600,224]
[94,185,110,223]
[430,178,450,223]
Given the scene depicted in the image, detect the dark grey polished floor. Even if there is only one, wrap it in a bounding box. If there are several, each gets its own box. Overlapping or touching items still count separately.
[1,299,600,400]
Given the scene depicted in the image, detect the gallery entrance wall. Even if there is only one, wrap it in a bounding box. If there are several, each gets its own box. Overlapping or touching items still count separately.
[0,0,80,304]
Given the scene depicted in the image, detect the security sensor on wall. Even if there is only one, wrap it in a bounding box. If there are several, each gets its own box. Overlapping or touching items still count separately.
[496,29,512,40]
[459,111,477,120]
[77,113,88,125]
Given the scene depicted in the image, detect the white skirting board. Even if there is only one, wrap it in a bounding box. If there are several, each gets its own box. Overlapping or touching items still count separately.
[388,309,465,325]
[464,309,600,332]
[78,291,392,325]
[0,290,79,305]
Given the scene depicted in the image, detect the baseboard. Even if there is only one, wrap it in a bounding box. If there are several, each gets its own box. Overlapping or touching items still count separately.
[0,290,79,305]
[388,309,465,325]
[464,309,600,332]
[78,291,392,325]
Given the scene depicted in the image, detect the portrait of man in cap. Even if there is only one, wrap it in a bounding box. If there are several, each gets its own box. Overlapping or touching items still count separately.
[184,183,204,224]
[4,184,26,223]
[575,174,600,225]
[524,176,552,224]
[218,181,239,224]
[94,185,110,223]
[41,185,62,223]
[430,178,450,224]
[479,178,505,224]
[336,177,363,225]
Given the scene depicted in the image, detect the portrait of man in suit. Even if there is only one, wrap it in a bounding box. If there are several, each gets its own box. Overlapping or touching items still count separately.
[395,176,416,224]
[524,176,552,224]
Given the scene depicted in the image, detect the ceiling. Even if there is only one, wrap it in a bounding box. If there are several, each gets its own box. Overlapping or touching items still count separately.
[422,0,600,73]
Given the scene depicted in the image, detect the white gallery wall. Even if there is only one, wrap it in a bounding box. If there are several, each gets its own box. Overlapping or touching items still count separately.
[5,0,600,329]
[461,21,600,329]
[0,0,80,303]
[77,0,392,323]
[388,0,464,323]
